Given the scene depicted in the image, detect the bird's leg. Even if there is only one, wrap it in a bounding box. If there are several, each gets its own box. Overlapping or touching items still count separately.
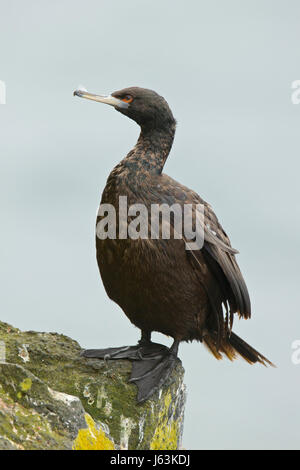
[138,330,151,346]
[129,339,181,403]
[80,330,168,360]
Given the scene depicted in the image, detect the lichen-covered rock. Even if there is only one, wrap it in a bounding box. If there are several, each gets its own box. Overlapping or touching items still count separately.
[0,321,186,450]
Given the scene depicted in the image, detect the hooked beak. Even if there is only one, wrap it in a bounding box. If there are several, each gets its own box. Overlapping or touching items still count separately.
[73,88,129,109]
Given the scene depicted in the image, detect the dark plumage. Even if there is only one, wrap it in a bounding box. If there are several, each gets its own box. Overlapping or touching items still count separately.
[74,86,274,402]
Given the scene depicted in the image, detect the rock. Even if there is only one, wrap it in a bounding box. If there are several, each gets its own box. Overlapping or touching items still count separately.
[0,321,186,450]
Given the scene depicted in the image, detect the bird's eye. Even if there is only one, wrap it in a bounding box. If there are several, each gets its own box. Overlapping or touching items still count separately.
[122,95,133,103]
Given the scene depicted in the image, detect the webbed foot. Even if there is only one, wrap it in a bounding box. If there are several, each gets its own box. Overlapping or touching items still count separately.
[130,340,181,403]
[81,341,168,361]
[81,336,181,403]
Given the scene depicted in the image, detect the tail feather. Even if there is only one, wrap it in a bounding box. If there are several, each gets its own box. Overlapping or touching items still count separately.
[203,331,275,367]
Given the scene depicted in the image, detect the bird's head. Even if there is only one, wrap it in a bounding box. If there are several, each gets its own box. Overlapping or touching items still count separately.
[73,86,176,131]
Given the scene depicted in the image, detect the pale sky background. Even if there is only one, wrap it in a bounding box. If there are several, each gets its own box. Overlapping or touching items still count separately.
[1,0,300,450]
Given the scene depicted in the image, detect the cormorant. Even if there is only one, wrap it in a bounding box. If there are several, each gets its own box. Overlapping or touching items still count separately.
[74,86,273,402]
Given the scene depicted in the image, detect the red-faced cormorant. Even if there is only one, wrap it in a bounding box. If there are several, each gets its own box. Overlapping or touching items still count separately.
[74,86,273,402]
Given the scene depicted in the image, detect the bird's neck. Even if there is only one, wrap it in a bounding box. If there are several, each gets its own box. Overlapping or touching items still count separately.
[124,123,176,175]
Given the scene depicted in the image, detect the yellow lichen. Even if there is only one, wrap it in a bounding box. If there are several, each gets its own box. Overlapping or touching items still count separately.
[150,392,179,450]
[19,378,32,392]
[150,421,178,450]
[73,413,114,450]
